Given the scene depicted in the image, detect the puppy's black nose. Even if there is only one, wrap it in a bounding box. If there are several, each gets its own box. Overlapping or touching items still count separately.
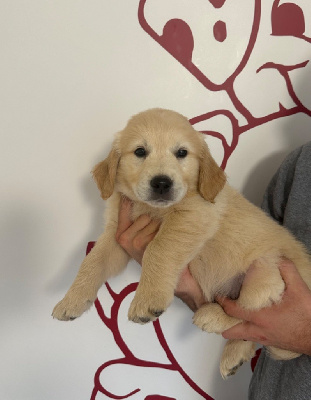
[150,175,173,194]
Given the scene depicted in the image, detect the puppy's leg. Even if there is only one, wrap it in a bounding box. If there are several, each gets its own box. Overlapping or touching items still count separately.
[220,340,256,379]
[267,346,300,360]
[237,258,301,361]
[193,304,255,378]
[238,256,285,310]
[127,241,185,324]
[52,229,130,321]
[128,205,214,324]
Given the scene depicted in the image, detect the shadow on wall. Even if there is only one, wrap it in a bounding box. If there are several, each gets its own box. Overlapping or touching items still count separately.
[48,148,109,294]
[242,116,311,206]
[242,69,311,206]
[2,203,50,313]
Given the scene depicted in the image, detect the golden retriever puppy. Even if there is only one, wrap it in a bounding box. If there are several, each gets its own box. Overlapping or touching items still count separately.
[52,108,311,378]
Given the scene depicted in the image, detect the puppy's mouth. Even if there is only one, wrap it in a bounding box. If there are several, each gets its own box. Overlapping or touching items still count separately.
[147,198,175,208]
[149,195,174,207]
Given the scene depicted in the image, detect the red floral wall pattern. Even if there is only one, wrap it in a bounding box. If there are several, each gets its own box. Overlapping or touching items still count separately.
[90,1,311,398]
[139,0,311,169]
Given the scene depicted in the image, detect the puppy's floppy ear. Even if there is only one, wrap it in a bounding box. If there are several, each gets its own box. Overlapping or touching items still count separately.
[92,146,120,200]
[198,139,226,203]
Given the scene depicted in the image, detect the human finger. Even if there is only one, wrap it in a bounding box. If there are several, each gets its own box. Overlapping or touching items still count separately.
[132,219,161,250]
[137,218,160,237]
[138,231,159,251]
[279,258,304,289]
[116,197,133,237]
[216,296,254,321]
[222,321,266,343]
[117,213,153,247]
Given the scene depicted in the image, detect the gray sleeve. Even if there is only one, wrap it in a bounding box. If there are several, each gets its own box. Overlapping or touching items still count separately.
[261,142,311,253]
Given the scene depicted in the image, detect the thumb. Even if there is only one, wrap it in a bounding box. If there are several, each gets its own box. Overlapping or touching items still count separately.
[279,258,310,294]
[222,321,266,343]
[279,259,302,288]
[216,296,253,321]
[116,197,133,236]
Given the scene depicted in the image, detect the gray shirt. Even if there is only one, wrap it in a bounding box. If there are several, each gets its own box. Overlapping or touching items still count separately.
[249,142,311,400]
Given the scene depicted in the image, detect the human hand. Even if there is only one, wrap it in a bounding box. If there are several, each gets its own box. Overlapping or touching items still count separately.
[218,260,311,355]
[174,267,205,312]
[116,198,205,311]
[116,197,160,264]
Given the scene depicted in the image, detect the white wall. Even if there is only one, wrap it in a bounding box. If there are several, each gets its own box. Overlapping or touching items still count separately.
[1,1,311,399]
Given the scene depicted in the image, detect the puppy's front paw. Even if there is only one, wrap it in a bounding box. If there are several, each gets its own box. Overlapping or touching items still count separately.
[128,292,171,324]
[52,294,94,321]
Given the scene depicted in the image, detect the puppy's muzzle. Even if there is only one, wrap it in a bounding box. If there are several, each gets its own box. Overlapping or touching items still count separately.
[150,175,173,201]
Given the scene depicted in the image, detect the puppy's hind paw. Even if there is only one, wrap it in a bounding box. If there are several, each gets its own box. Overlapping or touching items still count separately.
[193,303,240,333]
[220,340,256,379]
[220,359,244,379]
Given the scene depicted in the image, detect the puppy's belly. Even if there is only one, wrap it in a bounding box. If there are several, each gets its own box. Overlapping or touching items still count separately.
[215,273,245,300]
[189,259,245,302]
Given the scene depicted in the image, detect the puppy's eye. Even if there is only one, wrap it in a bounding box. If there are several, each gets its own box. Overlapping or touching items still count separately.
[176,148,188,158]
[134,147,147,158]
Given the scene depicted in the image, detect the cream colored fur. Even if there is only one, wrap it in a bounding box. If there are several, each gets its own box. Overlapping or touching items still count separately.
[52,108,311,378]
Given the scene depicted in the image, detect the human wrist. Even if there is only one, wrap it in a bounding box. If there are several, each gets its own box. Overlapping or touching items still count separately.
[303,300,311,355]
[175,291,204,312]
[174,267,205,311]
[175,283,205,312]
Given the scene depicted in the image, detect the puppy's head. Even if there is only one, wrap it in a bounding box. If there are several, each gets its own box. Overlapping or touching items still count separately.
[93,109,226,207]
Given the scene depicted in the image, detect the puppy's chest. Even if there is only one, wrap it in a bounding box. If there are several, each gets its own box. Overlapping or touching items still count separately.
[131,202,167,222]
